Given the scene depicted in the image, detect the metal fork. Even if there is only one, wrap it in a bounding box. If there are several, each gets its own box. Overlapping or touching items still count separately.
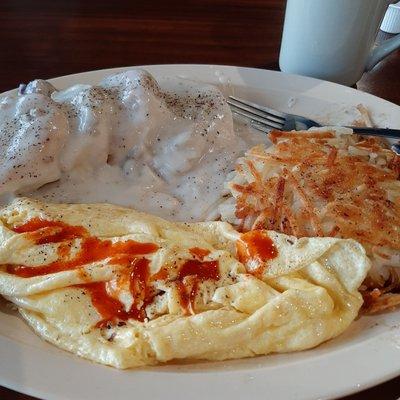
[228,96,400,153]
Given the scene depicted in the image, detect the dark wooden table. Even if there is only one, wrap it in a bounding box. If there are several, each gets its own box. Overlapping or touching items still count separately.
[0,1,399,399]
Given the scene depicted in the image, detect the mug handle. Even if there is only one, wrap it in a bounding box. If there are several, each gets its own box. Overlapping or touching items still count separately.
[366,33,400,71]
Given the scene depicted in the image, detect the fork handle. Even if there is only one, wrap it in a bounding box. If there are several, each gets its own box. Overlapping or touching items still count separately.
[349,127,400,139]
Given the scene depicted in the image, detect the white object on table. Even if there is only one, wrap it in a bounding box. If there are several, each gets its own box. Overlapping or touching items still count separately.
[279,0,400,86]
[381,1,400,33]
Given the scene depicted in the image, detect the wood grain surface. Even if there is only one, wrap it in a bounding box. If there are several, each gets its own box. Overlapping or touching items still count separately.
[0,1,399,399]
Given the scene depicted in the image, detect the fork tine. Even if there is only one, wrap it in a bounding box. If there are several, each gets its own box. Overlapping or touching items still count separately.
[230,106,284,130]
[231,111,274,133]
[229,96,287,120]
[228,100,284,125]
[250,121,275,134]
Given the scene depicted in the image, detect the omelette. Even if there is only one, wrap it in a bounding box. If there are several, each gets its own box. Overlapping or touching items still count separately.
[219,128,400,313]
[0,198,370,368]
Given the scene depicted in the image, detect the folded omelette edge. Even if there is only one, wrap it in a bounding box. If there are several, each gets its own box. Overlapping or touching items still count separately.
[0,197,371,368]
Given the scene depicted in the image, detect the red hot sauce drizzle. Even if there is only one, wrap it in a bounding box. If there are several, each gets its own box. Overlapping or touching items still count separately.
[236,230,278,276]
[6,219,221,325]
[83,258,154,327]
[176,248,219,315]
[7,218,158,278]
[189,247,211,260]
[12,217,88,245]
[7,218,159,327]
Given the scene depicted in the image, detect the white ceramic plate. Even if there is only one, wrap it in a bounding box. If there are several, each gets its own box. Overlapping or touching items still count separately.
[1,65,400,400]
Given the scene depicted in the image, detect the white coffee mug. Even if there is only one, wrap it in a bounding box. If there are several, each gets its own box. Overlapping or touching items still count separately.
[279,0,400,86]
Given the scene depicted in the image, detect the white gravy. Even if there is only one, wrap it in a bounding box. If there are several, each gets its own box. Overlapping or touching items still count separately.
[0,69,263,221]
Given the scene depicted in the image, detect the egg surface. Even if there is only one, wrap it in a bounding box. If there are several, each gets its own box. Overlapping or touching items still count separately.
[0,198,370,368]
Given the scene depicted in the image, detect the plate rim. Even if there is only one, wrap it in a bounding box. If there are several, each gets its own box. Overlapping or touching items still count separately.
[1,63,400,400]
[3,63,400,111]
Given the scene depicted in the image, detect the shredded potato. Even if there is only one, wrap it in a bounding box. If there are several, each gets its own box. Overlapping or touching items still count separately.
[220,129,400,313]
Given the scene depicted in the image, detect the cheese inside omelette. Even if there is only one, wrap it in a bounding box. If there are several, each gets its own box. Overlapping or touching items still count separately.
[0,198,370,368]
